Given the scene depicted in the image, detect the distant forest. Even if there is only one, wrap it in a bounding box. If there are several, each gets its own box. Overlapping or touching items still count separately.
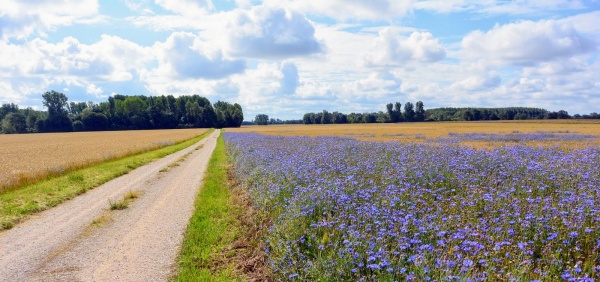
[254,101,599,125]
[0,90,243,134]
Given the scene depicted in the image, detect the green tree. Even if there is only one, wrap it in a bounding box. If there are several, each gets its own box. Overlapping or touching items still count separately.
[0,103,19,121]
[403,102,415,122]
[302,113,313,124]
[123,96,146,117]
[42,91,69,117]
[386,103,397,122]
[332,111,347,124]
[394,102,402,122]
[185,101,202,126]
[231,103,244,127]
[255,114,269,125]
[42,91,72,132]
[1,112,27,133]
[557,110,570,119]
[81,109,110,131]
[213,101,244,128]
[321,110,332,124]
[415,101,425,121]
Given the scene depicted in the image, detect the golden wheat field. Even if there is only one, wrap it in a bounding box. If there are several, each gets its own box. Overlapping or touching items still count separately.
[0,129,208,190]
[226,120,600,147]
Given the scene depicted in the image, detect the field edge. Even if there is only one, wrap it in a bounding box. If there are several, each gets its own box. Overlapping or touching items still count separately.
[175,133,269,281]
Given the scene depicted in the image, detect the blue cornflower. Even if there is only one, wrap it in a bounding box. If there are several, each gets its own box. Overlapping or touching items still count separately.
[463,259,474,268]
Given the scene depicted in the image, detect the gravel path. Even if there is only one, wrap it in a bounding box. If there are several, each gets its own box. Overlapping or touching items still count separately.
[0,130,220,281]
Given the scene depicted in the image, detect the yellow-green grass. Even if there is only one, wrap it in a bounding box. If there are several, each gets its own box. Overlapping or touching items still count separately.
[226,120,600,147]
[0,129,214,230]
[176,134,245,282]
[109,190,141,210]
[0,128,208,192]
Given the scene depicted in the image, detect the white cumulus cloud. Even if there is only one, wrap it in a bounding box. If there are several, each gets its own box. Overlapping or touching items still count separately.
[155,32,245,79]
[461,19,596,66]
[0,0,100,40]
[227,6,323,59]
[263,0,412,21]
[364,28,446,67]
[451,72,502,91]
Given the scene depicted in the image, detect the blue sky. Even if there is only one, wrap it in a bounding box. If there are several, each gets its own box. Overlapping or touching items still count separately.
[1,0,599,120]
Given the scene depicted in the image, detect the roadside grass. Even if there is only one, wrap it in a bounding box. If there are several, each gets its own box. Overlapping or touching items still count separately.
[0,129,214,231]
[176,134,268,281]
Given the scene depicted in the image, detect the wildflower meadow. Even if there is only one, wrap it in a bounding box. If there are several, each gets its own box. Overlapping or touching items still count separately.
[224,132,599,281]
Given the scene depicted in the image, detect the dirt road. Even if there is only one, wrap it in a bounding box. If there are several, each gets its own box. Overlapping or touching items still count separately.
[0,129,220,281]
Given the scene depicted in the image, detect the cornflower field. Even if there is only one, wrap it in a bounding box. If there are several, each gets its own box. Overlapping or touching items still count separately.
[224,131,600,281]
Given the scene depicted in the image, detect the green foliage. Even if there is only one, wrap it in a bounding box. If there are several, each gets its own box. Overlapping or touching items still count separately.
[176,134,244,281]
[0,103,19,122]
[1,112,27,134]
[386,103,402,122]
[254,114,269,125]
[415,101,425,122]
[81,109,110,131]
[42,90,69,117]
[3,91,245,134]
[425,107,550,121]
[214,101,244,128]
[404,101,415,122]
[42,90,72,132]
[303,101,424,124]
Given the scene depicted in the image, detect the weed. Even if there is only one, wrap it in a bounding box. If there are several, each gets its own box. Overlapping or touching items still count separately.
[124,190,140,200]
[90,214,112,226]
[109,198,129,210]
[1,220,14,230]
[109,190,141,210]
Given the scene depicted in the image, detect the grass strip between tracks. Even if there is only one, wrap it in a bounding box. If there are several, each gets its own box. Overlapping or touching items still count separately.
[176,134,244,281]
[0,129,214,230]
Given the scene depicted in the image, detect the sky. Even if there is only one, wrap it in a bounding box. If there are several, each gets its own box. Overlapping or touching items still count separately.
[1,0,599,120]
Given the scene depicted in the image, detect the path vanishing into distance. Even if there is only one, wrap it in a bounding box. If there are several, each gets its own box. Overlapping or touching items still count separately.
[0,130,220,281]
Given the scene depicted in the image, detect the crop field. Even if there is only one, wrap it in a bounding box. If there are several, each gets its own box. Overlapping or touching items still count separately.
[227,120,600,147]
[224,121,600,281]
[0,128,208,191]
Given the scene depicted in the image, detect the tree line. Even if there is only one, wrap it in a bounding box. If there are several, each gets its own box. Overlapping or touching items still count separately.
[1,90,244,134]
[423,107,594,121]
[252,114,303,125]
[253,102,600,125]
[301,101,426,124]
